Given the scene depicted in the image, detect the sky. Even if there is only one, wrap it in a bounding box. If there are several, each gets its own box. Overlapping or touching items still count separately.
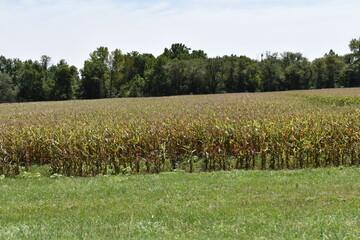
[0,0,359,69]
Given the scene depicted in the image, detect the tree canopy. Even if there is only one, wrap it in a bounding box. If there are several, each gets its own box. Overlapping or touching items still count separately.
[1,39,360,103]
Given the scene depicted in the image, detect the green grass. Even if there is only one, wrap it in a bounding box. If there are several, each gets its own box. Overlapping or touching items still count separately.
[288,91,360,106]
[1,168,359,239]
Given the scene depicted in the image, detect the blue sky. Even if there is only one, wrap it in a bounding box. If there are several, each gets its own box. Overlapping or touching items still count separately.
[0,0,359,68]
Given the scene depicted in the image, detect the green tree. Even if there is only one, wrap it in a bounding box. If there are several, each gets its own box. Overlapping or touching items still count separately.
[164,59,188,95]
[50,60,79,100]
[165,58,207,95]
[0,73,18,103]
[122,52,154,86]
[40,55,53,99]
[109,49,125,97]
[243,61,261,92]
[80,47,110,99]
[186,59,207,94]
[343,54,359,87]
[347,37,360,86]
[222,56,238,93]
[119,74,146,97]
[145,55,170,96]
[0,56,12,74]
[281,52,312,90]
[163,43,191,60]
[312,58,326,89]
[191,50,208,59]
[205,57,224,94]
[349,38,360,57]
[0,56,23,85]
[17,60,46,101]
[260,52,284,91]
[311,51,346,89]
[235,56,260,92]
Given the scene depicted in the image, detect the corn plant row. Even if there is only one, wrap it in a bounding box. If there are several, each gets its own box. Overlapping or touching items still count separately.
[1,90,360,176]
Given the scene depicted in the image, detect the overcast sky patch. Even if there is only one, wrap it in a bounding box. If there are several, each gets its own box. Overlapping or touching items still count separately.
[0,0,359,68]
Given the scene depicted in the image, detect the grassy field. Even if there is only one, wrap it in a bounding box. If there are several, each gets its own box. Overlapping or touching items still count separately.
[1,168,359,239]
[1,88,360,176]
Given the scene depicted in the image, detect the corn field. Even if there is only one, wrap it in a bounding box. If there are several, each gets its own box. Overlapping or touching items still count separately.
[1,88,360,176]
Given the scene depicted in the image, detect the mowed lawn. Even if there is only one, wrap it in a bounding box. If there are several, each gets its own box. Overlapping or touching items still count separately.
[1,168,359,239]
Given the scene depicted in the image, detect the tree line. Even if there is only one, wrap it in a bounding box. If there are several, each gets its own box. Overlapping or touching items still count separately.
[1,38,360,103]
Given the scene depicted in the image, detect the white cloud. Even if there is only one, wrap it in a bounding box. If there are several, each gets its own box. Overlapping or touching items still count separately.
[0,0,359,68]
